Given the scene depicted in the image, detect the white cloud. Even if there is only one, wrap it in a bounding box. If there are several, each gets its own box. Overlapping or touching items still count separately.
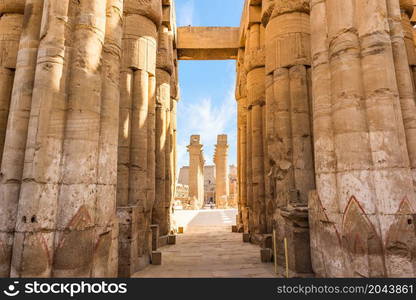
[177,0,196,26]
[177,83,237,167]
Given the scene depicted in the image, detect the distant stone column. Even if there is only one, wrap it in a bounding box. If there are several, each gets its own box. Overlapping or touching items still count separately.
[188,135,205,209]
[117,0,161,277]
[245,20,267,235]
[214,135,230,208]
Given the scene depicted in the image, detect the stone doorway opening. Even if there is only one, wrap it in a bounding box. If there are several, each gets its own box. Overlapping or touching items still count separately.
[174,59,238,219]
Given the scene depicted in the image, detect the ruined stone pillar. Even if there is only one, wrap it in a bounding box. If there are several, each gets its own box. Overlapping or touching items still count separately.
[0,8,23,163]
[0,0,30,277]
[263,0,315,277]
[153,23,173,237]
[117,0,162,277]
[245,20,267,235]
[6,0,123,278]
[187,135,205,209]
[214,135,230,208]
[310,0,416,277]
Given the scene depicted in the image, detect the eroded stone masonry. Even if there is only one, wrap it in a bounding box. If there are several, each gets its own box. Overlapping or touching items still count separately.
[0,0,415,278]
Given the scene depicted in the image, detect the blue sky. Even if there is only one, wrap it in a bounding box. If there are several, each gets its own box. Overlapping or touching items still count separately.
[175,0,245,168]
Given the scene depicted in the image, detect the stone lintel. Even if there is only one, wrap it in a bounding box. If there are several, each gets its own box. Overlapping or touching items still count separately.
[177,27,240,60]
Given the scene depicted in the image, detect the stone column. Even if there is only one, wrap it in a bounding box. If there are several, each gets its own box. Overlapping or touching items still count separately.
[214,135,230,208]
[170,57,179,215]
[8,0,123,278]
[117,0,161,277]
[94,0,124,277]
[153,23,173,237]
[187,135,205,209]
[0,7,23,163]
[263,0,315,277]
[236,49,248,232]
[0,0,29,277]
[245,20,267,235]
[392,0,416,187]
[147,73,157,230]
[310,0,416,278]
[246,99,254,233]
[165,94,172,230]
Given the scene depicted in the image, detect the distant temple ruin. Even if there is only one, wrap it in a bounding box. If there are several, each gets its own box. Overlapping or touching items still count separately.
[176,135,238,209]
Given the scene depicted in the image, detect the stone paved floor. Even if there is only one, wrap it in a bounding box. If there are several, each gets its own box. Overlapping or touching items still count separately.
[133,209,277,278]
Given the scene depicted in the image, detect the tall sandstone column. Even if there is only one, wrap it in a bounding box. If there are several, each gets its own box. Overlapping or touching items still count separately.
[244,11,267,236]
[0,0,31,277]
[263,0,315,277]
[153,22,174,237]
[236,49,249,232]
[310,0,416,277]
[117,0,162,277]
[0,1,24,163]
[214,135,230,208]
[187,135,204,209]
[3,0,123,278]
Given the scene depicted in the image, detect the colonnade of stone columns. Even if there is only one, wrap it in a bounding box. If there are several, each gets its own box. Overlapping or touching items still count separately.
[0,0,178,278]
[0,0,27,277]
[117,0,161,277]
[236,0,416,278]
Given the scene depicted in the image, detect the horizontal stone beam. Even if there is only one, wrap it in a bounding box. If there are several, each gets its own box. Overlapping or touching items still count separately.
[177,27,240,60]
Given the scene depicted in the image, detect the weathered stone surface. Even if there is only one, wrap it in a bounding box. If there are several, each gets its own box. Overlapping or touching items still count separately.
[187,135,204,209]
[309,0,416,277]
[177,27,239,60]
[214,135,230,208]
[1,0,416,280]
[151,251,162,265]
